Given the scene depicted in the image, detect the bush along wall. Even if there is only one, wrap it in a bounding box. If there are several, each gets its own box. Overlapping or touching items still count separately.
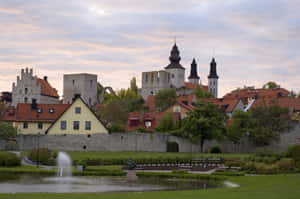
[0,152,21,167]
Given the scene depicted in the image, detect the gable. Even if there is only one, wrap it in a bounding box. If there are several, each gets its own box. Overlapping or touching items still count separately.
[46,98,108,134]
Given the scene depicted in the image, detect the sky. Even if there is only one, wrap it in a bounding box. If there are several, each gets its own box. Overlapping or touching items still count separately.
[0,0,300,98]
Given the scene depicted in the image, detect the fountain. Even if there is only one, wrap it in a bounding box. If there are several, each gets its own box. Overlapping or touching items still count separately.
[57,152,72,177]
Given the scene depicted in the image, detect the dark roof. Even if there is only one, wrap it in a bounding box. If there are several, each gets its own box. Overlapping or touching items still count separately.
[208,58,219,79]
[165,43,185,70]
[188,58,200,79]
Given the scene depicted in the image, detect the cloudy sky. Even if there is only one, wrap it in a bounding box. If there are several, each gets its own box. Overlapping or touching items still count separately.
[0,0,299,97]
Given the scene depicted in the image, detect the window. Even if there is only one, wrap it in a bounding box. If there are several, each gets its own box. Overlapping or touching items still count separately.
[89,98,92,106]
[72,80,75,86]
[85,121,91,130]
[61,121,67,130]
[90,80,93,88]
[73,121,79,130]
[173,105,181,113]
[25,88,28,95]
[38,123,43,129]
[37,108,43,113]
[49,108,54,113]
[145,121,151,128]
[23,122,28,129]
[24,97,28,103]
[145,74,148,82]
[172,74,175,78]
[75,107,81,114]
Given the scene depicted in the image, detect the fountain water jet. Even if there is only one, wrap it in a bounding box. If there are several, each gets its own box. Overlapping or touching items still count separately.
[57,152,72,177]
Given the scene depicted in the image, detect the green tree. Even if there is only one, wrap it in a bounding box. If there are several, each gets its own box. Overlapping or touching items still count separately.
[194,85,215,99]
[154,88,176,111]
[177,100,227,152]
[0,122,17,140]
[248,105,290,146]
[262,81,279,89]
[117,88,144,112]
[0,102,6,121]
[227,110,253,144]
[100,101,128,126]
[130,77,138,94]
[155,112,178,132]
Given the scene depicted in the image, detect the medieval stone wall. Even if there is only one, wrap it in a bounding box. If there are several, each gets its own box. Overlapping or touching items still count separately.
[1,124,300,153]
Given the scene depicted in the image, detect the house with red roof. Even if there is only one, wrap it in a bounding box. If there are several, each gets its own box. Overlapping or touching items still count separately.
[12,68,60,107]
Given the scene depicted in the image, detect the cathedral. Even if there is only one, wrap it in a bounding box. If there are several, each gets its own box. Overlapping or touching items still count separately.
[140,43,219,100]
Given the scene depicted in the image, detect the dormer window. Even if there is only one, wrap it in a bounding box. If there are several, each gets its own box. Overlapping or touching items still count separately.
[145,121,152,128]
[37,108,43,113]
[49,108,54,113]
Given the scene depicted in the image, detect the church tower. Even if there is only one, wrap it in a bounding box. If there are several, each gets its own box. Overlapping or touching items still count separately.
[188,58,200,84]
[208,58,219,98]
[165,43,185,88]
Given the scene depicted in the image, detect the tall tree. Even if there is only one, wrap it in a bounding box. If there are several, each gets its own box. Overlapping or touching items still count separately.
[130,77,138,94]
[262,81,279,89]
[194,85,214,99]
[249,105,290,146]
[154,88,176,111]
[155,112,178,132]
[227,110,253,144]
[177,100,227,152]
[100,100,128,126]
[0,122,17,140]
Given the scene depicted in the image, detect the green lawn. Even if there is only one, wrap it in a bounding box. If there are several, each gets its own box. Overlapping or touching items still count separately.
[67,151,251,161]
[0,174,299,199]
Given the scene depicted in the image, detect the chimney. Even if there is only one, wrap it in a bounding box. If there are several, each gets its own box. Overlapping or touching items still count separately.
[43,76,48,81]
[72,93,81,102]
[32,99,37,109]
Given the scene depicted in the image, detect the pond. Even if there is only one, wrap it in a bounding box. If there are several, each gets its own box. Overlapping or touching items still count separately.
[0,174,220,193]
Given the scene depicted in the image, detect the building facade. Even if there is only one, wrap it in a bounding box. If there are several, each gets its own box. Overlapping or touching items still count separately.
[12,68,59,107]
[63,73,98,106]
[140,44,219,100]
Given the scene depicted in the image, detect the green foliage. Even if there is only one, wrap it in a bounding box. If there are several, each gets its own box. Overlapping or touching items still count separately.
[107,123,126,132]
[0,122,17,140]
[248,105,290,146]
[285,144,300,158]
[154,88,176,111]
[277,159,295,171]
[155,112,178,132]
[100,100,128,125]
[262,81,279,89]
[136,127,152,133]
[227,110,252,144]
[0,152,21,167]
[172,169,188,174]
[290,145,300,168]
[194,85,214,99]
[130,77,138,94]
[28,148,56,166]
[210,146,222,154]
[177,100,227,152]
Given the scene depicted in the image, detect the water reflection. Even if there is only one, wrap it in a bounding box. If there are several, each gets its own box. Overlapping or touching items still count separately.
[0,174,219,193]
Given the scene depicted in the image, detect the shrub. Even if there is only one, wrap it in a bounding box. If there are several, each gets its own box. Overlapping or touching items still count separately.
[290,145,300,168]
[0,152,21,167]
[28,148,55,166]
[277,159,294,171]
[285,144,300,158]
[210,146,222,154]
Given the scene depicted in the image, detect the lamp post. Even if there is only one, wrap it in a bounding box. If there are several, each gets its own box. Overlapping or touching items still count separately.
[37,132,40,168]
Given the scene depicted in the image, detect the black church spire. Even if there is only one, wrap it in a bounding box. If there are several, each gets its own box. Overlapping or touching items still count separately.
[208,58,219,79]
[188,58,200,79]
[165,43,185,70]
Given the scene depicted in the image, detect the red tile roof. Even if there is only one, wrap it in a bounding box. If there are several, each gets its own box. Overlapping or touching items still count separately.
[184,82,208,92]
[223,87,290,104]
[144,95,156,112]
[3,103,69,122]
[205,98,241,113]
[37,78,59,98]
[126,111,180,132]
[251,97,300,111]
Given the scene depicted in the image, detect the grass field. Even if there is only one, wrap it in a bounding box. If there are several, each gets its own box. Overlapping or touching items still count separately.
[0,174,299,199]
[67,151,251,161]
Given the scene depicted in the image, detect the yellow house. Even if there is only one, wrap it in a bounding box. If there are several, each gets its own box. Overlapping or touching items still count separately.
[46,96,108,134]
[3,102,69,135]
